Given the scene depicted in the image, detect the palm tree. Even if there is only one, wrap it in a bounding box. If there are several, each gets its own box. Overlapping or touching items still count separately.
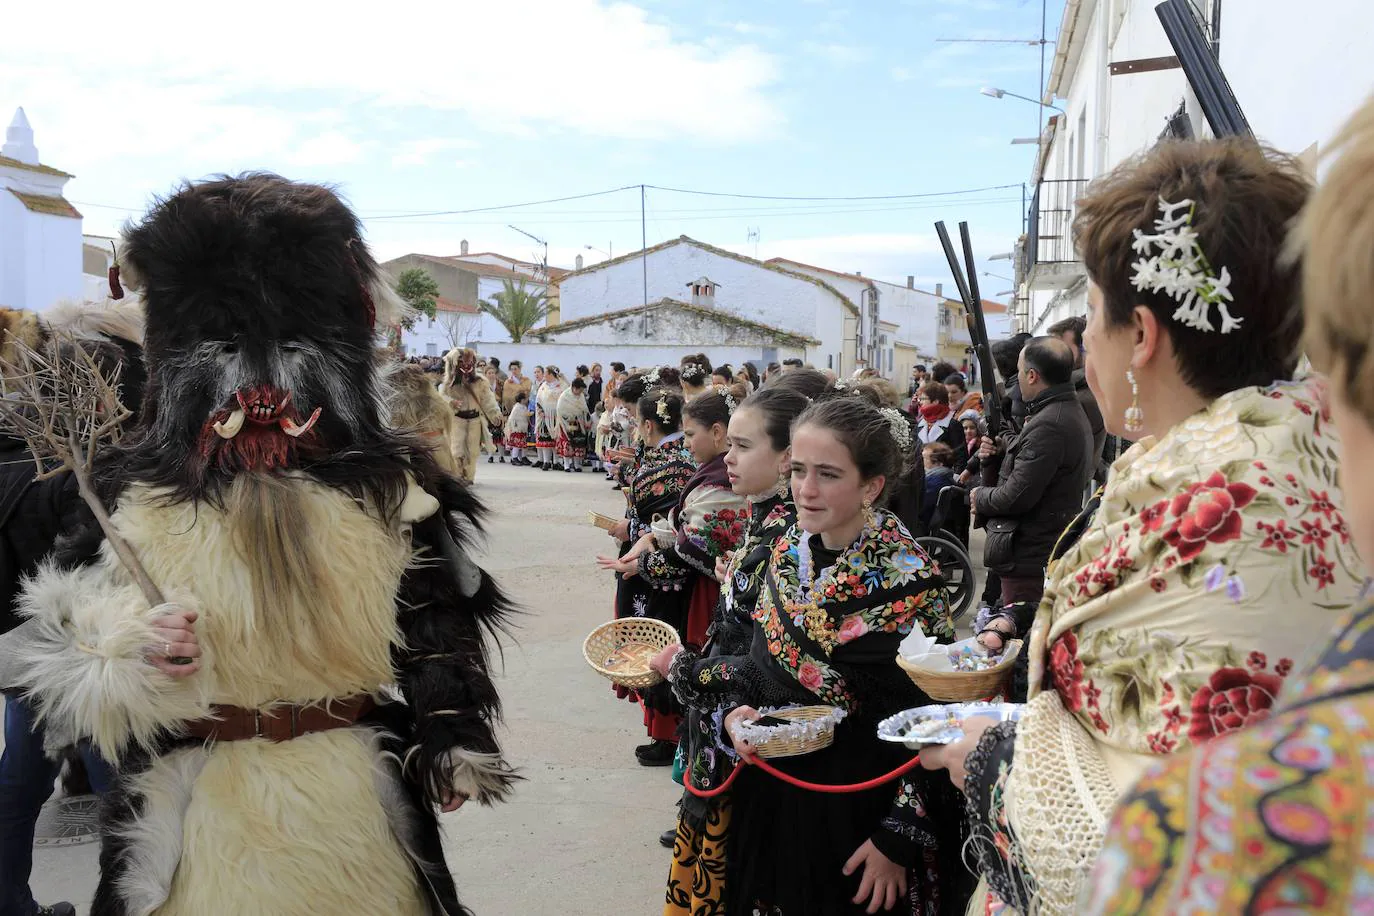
[480,278,550,343]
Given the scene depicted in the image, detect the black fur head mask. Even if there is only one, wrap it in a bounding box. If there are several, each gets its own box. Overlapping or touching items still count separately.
[105,173,415,508]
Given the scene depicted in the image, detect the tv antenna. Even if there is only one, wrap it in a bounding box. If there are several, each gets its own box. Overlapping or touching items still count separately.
[746,227,761,259]
[507,224,549,279]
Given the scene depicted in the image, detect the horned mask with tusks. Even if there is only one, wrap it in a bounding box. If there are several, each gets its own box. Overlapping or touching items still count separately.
[107,173,413,506]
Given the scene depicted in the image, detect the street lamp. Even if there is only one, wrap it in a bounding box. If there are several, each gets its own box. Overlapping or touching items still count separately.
[983,271,1014,284]
[584,243,612,260]
[980,86,1065,113]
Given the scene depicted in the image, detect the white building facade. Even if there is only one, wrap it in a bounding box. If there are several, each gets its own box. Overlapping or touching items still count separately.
[0,109,82,311]
[1019,0,1374,333]
[547,237,860,374]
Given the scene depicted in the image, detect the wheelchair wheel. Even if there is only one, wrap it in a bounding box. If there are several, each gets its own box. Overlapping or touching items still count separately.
[915,534,977,623]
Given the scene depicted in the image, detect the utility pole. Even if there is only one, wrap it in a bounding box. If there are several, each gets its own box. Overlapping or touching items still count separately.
[640,185,648,306]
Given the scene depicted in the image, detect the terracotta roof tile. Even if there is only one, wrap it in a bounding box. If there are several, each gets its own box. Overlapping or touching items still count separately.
[7,189,80,218]
[0,155,73,178]
[532,298,820,346]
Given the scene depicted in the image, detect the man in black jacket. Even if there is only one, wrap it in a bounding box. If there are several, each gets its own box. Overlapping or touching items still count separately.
[1047,316,1106,482]
[971,336,1093,610]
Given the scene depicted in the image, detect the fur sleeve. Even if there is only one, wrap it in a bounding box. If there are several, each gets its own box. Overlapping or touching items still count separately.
[395,469,519,807]
[9,558,213,761]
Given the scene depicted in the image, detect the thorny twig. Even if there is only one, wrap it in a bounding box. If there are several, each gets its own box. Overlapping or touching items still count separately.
[0,331,165,606]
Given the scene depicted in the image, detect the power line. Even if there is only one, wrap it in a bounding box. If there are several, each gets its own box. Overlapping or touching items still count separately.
[642,182,1022,202]
[72,181,1026,221]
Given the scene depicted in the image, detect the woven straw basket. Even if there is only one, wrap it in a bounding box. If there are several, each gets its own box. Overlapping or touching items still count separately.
[897,639,1023,702]
[750,706,842,759]
[582,618,679,690]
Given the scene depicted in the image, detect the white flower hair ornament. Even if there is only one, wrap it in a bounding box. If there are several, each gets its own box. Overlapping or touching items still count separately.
[1130,196,1241,334]
[880,407,913,452]
[713,385,738,413]
[656,395,672,423]
[645,368,661,385]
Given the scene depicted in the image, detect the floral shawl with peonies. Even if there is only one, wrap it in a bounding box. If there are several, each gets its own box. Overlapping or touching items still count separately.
[966,379,1365,914]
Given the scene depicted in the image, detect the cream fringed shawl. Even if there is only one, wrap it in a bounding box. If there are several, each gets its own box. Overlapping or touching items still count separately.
[999,379,1364,914]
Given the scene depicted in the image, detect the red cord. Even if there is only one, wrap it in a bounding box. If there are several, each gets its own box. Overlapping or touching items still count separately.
[682,751,921,798]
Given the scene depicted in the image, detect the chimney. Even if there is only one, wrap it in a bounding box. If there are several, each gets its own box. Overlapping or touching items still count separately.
[935,283,943,299]
[3,107,39,165]
[575,254,584,270]
[687,276,718,307]
[907,275,914,289]
[460,239,469,256]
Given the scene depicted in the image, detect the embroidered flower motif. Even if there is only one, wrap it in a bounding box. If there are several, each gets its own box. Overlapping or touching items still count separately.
[1162,471,1257,562]
[1050,632,1086,712]
[1257,519,1298,553]
[1300,519,1331,551]
[1139,500,1171,533]
[837,615,868,644]
[1309,556,1337,590]
[797,660,824,692]
[1307,489,1338,518]
[1187,665,1284,742]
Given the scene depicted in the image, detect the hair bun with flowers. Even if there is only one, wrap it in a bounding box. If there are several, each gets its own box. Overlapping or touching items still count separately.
[656,395,672,423]
[712,384,738,413]
[681,362,708,384]
[879,407,913,452]
[1131,196,1241,334]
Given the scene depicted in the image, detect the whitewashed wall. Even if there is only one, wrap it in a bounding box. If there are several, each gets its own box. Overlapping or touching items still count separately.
[0,190,82,311]
[557,241,851,367]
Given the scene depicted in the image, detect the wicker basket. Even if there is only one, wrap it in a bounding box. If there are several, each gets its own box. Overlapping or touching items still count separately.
[582,618,679,690]
[897,639,1023,702]
[746,705,844,759]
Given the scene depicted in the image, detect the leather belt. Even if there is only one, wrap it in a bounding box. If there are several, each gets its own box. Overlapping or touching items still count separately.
[183,695,375,743]
[454,409,481,420]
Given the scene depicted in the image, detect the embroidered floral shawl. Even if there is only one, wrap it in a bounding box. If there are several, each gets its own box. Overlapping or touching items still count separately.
[626,435,695,544]
[990,379,1365,912]
[642,454,749,588]
[752,510,955,711]
[1081,600,1374,915]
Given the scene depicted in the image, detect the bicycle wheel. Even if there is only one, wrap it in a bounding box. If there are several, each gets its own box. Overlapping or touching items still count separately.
[915,534,976,623]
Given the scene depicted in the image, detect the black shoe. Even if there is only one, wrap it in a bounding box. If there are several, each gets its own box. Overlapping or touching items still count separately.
[500,456,506,463]
[635,740,676,767]
[488,456,494,463]
[37,904,77,916]
[659,827,677,849]
[541,463,550,471]
[574,466,583,473]
[564,465,572,472]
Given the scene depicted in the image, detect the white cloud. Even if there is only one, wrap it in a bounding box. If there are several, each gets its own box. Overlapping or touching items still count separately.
[389,138,480,168]
[801,42,871,65]
[891,66,915,82]
[1,0,784,182]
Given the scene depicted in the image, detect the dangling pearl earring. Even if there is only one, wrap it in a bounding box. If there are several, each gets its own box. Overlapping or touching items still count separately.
[1124,369,1144,434]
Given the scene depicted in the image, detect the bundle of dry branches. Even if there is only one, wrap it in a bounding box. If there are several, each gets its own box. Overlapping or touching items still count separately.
[0,331,164,606]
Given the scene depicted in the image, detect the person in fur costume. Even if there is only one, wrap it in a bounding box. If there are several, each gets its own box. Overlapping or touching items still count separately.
[442,347,502,482]
[0,174,516,916]
[386,362,462,477]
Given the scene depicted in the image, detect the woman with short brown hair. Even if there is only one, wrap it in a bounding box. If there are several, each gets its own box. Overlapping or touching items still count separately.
[921,138,1366,913]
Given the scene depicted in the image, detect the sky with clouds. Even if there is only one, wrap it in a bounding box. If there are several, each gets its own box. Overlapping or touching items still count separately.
[3,0,1063,297]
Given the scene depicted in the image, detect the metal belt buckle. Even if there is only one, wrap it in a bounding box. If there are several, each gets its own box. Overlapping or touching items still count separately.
[253,709,263,738]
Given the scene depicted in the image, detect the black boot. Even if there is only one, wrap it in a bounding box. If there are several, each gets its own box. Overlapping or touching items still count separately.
[635,739,676,767]
[659,828,677,849]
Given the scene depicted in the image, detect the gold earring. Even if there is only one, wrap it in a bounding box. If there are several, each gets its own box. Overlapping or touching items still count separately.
[862,496,876,527]
[776,471,791,498]
[1124,369,1144,434]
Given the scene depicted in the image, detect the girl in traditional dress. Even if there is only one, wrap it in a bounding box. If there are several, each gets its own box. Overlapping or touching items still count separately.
[920,138,1366,914]
[664,392,970,915]
[503,391,530,465]
[596,386,696,765]
[651,383,809,914]
[555,377,592,472]
[533,365,565,471]
[526,365,544,467]
[484,364,506,464]
[679,354,712,402]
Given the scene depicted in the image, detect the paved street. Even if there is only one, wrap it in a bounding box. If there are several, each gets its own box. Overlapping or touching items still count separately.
[20,460,681,915]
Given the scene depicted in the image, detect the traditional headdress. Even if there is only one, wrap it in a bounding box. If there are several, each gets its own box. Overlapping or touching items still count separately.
[1130,196,1240,334]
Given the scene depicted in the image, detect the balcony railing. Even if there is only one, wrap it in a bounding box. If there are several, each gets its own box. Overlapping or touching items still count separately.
[1027,178,1088,271]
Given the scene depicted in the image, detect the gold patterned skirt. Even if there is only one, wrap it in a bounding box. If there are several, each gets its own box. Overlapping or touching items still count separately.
[664,799,730,916]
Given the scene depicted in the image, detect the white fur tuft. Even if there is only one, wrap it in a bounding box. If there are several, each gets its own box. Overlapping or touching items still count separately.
[14,563,213,762]
[116,746,210,916]
[43,296,145,346]
[441,748,515,805]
